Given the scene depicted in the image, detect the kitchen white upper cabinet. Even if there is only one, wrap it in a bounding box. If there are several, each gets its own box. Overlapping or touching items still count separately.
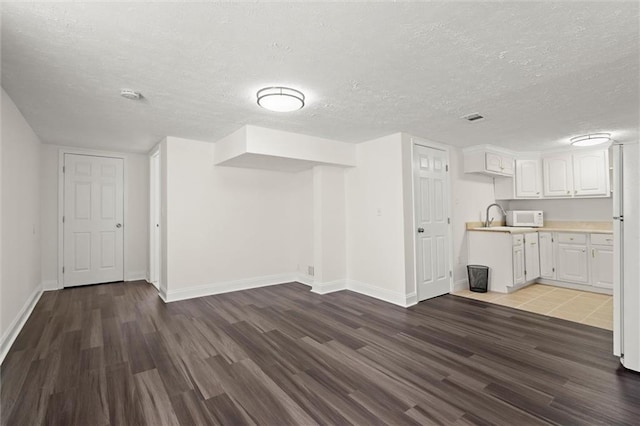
[464,147,514,177]
[573,150,609,196]
[524,233,541,281]
[538,232,555,279]
[557,241,589,284]
[515,159,542,198]
[543,155,573,197]
[512,244,525,285]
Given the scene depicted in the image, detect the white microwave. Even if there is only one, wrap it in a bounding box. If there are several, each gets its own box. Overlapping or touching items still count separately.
[506,210,544,227]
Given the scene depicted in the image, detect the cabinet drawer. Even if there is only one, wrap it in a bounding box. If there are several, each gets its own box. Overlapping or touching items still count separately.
[557,233,587,244]
[591,233,614,246]
[512,235,524,246]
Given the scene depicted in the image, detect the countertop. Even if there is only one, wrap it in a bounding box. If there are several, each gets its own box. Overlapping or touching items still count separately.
[468,226,613,234]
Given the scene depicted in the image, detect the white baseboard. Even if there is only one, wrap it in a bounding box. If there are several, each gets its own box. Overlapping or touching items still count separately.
[295,275,314,287]
[405,292,418,307]
[346,279,409,307]
[0,285,43,364]
[536,279,613,295]
[312,279,347,295]
[41,280,59,291]
[124,271,148,282]
[158,287,169,303]
[162,273,298,303]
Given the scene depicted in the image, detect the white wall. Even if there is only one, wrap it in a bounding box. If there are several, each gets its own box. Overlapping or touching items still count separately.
[449,147,497,289]
[39,145,149,286]
[162,136,313,299]
[507,198,612,222]
[346,134,407,301]
[1,88,42,342]
[312,166,347,288]
[287,169,314,282]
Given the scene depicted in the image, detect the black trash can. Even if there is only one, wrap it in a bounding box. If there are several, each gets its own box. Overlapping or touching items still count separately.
[467,265,489,293]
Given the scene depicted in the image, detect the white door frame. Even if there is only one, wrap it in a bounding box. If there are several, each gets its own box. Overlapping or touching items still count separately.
[57,147,128,289]
[149,146,161,290]
[410,138,454,297]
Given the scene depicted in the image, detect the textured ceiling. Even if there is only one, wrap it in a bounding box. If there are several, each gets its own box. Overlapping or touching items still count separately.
[1,2,638,153]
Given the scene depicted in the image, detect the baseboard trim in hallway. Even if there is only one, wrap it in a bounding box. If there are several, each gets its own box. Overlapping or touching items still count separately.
[0,285,42,364]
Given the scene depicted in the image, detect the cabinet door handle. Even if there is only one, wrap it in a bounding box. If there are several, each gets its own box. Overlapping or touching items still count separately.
[567,190,570,194]
[574,190,578,194]
[592,249,595,258]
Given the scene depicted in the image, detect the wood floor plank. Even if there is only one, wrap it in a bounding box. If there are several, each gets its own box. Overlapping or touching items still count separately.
[2,280,640,425]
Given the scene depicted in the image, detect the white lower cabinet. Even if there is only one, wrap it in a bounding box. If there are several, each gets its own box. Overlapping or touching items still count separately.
[524,232,540,282]
[538,232,555,279]
[557,242,589,284]
[512,242,525,285]
[468,230,613,293]
[590,233,614,289]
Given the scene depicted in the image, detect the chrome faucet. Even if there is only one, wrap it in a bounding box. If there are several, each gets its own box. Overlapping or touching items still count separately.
[485,203,507,227]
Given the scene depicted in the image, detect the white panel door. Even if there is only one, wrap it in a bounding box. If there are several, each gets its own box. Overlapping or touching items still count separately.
[64,154,124,287]
[414,145,450,301]
[557,244,589,284]
[591,245,613,289]
[573,150,608,196]
[524,232,540,281]
[515,159,541,198]
[538,232,555,279]
[543,155,574,197]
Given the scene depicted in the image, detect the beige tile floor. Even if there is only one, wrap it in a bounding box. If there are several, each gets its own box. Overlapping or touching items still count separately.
[453,284,613,330]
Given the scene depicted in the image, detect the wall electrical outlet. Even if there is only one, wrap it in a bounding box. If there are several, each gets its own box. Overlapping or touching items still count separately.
[308,266,315,276]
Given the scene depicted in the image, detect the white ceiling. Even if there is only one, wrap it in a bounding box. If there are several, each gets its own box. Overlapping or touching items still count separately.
[1,2,638,153]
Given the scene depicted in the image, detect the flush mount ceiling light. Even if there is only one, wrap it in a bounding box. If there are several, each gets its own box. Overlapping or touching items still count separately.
[120,89,142,100]
[256,86,305,112]
[570,133,611,147]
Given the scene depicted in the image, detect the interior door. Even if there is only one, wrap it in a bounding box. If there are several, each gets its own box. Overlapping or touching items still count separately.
[149,151,161,289]
[64,154,124,287]
[414,144,451,301]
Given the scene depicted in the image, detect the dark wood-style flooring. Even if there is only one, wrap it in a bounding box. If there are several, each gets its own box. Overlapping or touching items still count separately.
[2,281,640,425]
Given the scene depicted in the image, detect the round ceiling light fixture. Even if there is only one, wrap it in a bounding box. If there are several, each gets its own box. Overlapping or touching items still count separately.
[120,89,142,100]
[256,86,305,112]
[570,133,611,147]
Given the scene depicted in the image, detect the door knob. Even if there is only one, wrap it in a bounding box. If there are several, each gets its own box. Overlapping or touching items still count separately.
[116,223,122,228]
[417,228,425,233]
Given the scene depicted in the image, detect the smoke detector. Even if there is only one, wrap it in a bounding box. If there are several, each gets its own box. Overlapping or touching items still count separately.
[461,112,485,122]
[120,89,142,100]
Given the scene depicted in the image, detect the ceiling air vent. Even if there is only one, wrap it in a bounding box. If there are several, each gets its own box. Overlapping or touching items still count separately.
[461,113,485,122]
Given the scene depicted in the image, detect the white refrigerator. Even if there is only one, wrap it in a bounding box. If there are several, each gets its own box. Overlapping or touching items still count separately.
[613,142,640,372]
